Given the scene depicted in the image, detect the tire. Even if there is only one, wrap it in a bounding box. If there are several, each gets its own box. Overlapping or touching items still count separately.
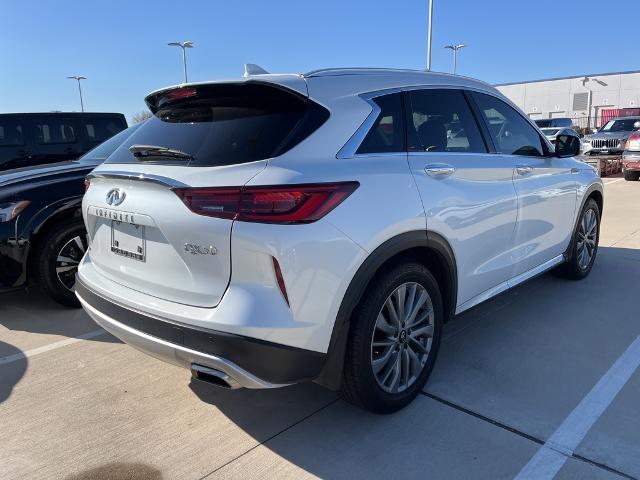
[35,218,88,307]
[342,261,443,413]
[555,198,600,280]
[623,170,639,181]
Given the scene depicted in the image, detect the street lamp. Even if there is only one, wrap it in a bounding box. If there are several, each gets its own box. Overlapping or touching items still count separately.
[66,75,86,112]
[426,0,434,71]
[168,41,194,83]
[444,44,466,75]
[581,76,608,130]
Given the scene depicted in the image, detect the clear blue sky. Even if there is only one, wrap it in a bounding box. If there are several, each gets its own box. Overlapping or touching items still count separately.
[2,0,638,122]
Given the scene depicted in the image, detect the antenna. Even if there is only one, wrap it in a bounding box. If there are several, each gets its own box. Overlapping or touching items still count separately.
[244,64,269,77]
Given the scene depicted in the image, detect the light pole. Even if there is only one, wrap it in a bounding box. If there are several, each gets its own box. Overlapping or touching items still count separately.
[426,0,434,71]
[581,76,608,130]
[66,75,86,112]
[168,41,194,83]
[444,44,466,75]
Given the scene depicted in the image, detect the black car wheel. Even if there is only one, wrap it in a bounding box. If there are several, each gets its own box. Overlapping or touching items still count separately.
[35,218,88,307]
[341,261,443,413]
[555,198,600,280]
[623,170,639,181]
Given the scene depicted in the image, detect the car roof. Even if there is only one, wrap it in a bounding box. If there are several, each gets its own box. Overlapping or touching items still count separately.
[610,116,640,121]
[146,67,500,101]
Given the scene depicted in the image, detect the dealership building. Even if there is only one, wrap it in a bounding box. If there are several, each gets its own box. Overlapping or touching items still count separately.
[495,70,640,129]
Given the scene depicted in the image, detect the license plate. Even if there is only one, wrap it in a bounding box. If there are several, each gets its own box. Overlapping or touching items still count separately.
[111,221,146,262]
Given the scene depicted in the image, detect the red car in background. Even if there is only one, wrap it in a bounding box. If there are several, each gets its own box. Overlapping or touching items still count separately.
[623,131,640,181]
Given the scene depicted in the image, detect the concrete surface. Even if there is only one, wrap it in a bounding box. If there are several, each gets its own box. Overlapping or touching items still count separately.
[0,175,638,480]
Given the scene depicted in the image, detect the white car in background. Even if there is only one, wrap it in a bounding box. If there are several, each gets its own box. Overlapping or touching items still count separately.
[77,67,603,413]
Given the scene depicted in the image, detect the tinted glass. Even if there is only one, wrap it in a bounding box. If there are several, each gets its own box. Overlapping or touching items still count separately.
[35,118,77,144]
[406,89,486,153]
[600,119,640,132]
[84,117,127,143]
[356,93,405,154]
[541,128,560,136]
[107,83,316,166]
[0,119,25,146]
[76,123,142,163]
[473,93,544,156]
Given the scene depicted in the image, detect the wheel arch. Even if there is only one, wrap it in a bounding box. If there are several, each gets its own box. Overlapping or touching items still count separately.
[25,198,84,277]
[564,182,604,263]
[315,230,457,390]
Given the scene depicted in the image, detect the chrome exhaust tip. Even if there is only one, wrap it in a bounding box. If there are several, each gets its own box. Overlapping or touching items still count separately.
[191,364,242,390]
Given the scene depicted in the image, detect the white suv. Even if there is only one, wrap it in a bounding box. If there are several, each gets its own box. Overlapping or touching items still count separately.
[77,68,603,413]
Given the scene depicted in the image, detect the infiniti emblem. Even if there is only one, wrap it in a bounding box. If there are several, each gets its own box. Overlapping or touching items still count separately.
[106,188,126,206]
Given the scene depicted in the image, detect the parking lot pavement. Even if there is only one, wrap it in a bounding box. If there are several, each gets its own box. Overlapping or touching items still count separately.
[1,178,639,480]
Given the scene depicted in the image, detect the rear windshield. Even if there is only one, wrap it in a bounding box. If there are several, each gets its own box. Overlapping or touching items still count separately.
[541,128,560,135]
[106,83,326,167]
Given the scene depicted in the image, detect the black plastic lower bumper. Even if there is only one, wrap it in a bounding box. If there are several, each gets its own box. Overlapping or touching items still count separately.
[75,280,326,385]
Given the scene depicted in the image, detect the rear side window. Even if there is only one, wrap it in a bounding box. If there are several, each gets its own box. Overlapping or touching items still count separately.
[406,89,486,153]
[356,93,405,154]
[0,119,25,146]
[84,117,127,143]
[107,83,326,166]
[35,118,77,144]
[472,92,545,156]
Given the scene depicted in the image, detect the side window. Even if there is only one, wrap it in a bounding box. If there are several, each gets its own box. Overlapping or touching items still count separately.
[0,119,25,146]
[356,93,405,154]
[35,118,77,144]
[472,92,544,156]
[406,89,486,153]
[85,118,126,143]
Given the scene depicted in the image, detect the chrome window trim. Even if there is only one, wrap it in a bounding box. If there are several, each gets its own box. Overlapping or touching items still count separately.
[86,171,188,188]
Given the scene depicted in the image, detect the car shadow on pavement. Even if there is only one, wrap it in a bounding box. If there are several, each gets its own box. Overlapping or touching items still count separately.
[64,462,163,480]
[0,341,27,404]
[0,287,119,344]
[185,246,640,478]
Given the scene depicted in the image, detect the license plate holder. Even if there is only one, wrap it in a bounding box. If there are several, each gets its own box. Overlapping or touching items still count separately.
[111,221,146,262]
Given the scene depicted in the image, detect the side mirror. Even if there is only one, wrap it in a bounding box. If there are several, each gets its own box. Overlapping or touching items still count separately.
[555,134,581,157]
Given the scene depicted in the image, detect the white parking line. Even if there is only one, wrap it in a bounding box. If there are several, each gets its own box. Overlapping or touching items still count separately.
[604,178,624,185]
[514,336,640,479]
[0,329,106,366]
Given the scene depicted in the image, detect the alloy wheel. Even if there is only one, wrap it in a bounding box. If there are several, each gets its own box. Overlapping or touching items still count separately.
[370,282,435,393]
[55,234,88,291]
[576,208,598,270]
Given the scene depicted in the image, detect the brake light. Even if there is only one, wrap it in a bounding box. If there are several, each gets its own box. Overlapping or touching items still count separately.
[165,88,197,100]
[173,182,359,224]
[627,132,640,151]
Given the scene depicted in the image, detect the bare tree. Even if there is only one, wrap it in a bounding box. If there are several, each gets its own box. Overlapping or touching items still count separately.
[131,111,152,124]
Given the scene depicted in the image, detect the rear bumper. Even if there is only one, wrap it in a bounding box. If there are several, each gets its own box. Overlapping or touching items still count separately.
[75,279,326,388]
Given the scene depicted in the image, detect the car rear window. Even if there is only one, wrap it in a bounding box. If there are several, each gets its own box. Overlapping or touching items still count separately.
[106,83,328,167]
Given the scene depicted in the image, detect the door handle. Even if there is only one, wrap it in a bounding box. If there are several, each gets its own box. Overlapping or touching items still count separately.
[516,165,534,176]
[425,164,455,177]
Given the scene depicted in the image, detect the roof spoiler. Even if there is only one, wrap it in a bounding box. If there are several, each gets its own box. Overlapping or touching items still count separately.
[243,64,269,77]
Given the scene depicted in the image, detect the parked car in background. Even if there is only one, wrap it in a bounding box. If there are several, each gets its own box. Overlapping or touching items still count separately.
[582,116,640,156]
[0,123,141,306]
[534,117,573,129]
[623,131,640,181]
[76,68,602,413]
[540,127,579,145]
[0,112,127,171]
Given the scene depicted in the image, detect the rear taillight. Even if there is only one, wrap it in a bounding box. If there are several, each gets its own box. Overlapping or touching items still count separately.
[627,132,640,151]
[173,182,358,224]
[84,179,91,192]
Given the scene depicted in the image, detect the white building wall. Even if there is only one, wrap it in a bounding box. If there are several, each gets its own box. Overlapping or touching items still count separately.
[496,71,640,124]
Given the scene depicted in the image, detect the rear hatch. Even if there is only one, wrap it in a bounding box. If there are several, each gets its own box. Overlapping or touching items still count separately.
[84,80,319,307]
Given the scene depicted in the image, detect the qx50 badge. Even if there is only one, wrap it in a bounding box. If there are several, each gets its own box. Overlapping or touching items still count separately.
[184,243,217,256]
[106,188,126,206]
